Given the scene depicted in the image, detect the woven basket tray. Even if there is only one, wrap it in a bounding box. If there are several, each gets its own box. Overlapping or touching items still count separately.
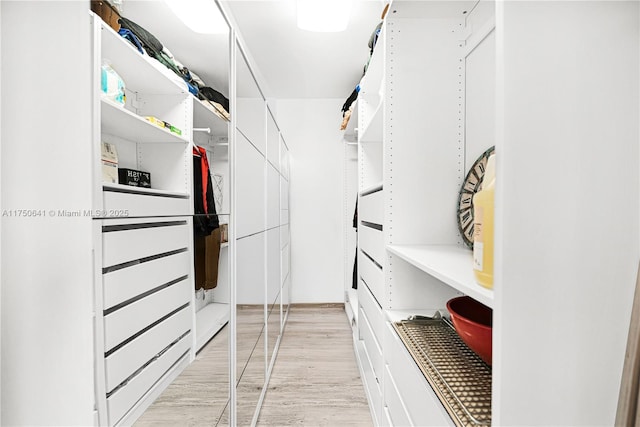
[392,319,492,426]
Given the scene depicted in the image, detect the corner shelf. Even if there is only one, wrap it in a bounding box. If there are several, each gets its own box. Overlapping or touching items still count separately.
[101,99,189,144]
[386,244,494,308]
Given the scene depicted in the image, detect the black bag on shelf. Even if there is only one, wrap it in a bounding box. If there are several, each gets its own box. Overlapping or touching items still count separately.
[199,87,230,112]
[118,17,165,58]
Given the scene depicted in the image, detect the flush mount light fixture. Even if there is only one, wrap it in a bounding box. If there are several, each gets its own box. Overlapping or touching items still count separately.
[165,0,228,34]
[296,0,353,32]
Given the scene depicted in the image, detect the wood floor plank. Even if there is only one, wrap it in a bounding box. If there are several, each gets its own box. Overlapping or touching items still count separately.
[134,306,371,426]
[257,307,372,426]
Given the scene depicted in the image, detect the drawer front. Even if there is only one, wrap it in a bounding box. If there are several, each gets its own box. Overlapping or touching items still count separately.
[384,323,453,427]
[107,332,191,425]
[360,190,383,225]
[359,252,384,308]
[103,190,190,217]
[359,224,384,265]
[102,221,189,268]
[105,305,191,391]
[358,279,384,346]
[384,365,413,427]
[356,340,382,426]
[359,304,383,383]
[103,249,190,311]
[104,278,190,352]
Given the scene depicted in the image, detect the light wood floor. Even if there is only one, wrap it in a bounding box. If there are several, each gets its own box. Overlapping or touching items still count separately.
[257,307,372,426]
[134,306,372,426]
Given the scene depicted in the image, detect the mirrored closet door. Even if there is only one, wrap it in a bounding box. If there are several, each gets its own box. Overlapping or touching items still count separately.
[233,39,267,426]
[111,1,232,425]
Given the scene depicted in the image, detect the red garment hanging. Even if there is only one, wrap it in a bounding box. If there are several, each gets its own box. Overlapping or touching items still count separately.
[193,146,211,214]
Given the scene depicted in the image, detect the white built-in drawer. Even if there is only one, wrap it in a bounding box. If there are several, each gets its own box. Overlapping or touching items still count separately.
[103,189,190,217]
[102,220,189,267]
[359,224,384,265]
[103,250,190,311]
[384,323,453,427]
[105,306,191,392]
[107,333,191,425]
[359,304,383,384]
[384,365,413,427]
[360,189,383,225]
[104,278,190,352]
[356,340,382,426]
[359,251,384,305]
[358,279,384,346]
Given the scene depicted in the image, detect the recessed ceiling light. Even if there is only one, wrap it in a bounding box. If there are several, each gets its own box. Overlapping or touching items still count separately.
[165,0,228,34]
[296,0,353,32]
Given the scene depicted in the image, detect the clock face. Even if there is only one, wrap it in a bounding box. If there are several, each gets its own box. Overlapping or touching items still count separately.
[457,146,495,248]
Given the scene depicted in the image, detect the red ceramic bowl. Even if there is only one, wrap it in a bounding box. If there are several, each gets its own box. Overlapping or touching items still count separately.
[446,296,493,365]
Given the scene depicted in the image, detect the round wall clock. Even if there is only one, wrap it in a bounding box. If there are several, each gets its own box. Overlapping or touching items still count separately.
[457,146,495,248]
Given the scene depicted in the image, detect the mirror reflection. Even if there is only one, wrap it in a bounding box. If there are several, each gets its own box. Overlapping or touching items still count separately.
[266,110,282,368]
[234,40,267,424]
[113,1,231,425]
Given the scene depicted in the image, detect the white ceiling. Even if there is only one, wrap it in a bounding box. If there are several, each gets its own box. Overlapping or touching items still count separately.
[120,0,385,102]
[225,0,385,100]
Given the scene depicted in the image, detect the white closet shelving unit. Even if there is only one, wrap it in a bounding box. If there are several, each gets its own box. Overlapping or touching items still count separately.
[1,1,293,425]
[343,98,359,335]
[354,1,640,426]
[192,95,231,352]
[95,17,195,426]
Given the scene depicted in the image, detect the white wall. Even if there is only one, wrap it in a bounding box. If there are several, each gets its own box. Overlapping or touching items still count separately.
[1,3,95,425]
[277,99,350,303]
[0,2,3,419]
[495,2,639,424]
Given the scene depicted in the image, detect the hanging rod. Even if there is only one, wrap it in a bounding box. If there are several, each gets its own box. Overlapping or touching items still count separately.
[193,127,211,134]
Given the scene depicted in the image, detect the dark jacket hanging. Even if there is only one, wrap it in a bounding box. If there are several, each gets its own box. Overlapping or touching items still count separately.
[193,146,220,290]
[352,198,358,290]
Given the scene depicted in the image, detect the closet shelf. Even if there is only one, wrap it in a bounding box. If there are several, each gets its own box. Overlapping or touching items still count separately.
[101,99,189,144]
[358,30,384,143]
[386,308,443,323]
[361,30,384,100]
[193,97,230,136]
[387,244,493,308]
[358,101,383,143]
[99,18,187,95]
[360,182,383,197]
[103,183,189,199]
